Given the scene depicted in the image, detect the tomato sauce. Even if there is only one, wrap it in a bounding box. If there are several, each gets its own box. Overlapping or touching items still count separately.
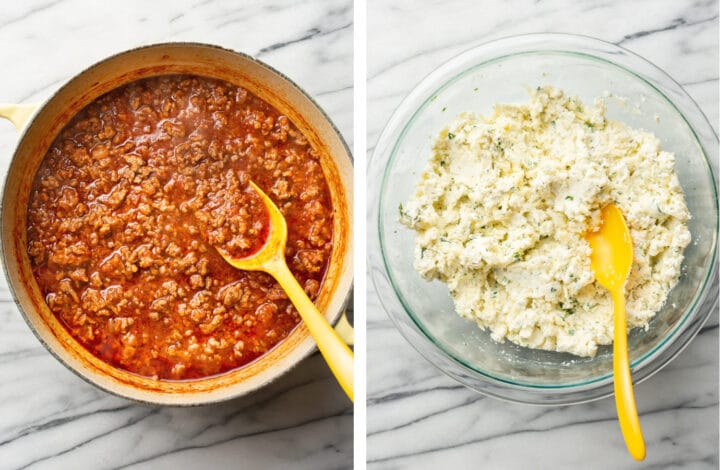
[26,75,333,380]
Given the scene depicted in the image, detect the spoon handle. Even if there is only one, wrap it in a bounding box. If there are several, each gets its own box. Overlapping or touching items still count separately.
[612,289,646,461]
[266,257,354,402]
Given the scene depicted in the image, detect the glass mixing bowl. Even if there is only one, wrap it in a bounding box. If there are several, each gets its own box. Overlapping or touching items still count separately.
[368,33,718,404]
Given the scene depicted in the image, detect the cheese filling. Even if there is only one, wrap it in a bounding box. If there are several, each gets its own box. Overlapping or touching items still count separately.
[400,86,691,357]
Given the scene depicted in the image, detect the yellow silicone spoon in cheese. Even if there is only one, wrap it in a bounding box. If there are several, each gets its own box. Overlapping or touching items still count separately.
[585,204,645,461]
[216,181,354,402]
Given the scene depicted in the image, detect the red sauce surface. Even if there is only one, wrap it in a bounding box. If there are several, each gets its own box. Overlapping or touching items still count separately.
[26,75,333,380]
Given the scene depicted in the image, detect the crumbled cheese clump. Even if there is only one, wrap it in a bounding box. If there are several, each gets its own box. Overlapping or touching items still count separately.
[400,86,691,357]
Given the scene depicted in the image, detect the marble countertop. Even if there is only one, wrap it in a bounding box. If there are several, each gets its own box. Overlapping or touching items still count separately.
[0,1,352,469]
[367,0,718,468]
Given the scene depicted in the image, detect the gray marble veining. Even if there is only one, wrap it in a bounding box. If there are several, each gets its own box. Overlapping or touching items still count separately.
[367,0,718,468]
[0,1,352,469]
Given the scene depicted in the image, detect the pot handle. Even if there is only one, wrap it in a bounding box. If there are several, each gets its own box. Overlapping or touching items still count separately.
[335,311,354,346]
[0,103,39,130]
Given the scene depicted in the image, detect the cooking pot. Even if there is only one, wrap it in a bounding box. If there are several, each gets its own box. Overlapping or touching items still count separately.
[0,43,353,405]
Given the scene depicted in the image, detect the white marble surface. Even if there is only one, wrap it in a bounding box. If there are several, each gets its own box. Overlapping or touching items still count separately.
[0,1,352,469]
[367,0,718,468]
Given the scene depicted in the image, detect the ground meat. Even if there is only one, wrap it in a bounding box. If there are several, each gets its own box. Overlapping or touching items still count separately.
[27,75,333,380]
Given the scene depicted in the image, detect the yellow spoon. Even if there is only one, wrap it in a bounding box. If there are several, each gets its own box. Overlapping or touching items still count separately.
[585,204,645,461]
[216,181,354,401]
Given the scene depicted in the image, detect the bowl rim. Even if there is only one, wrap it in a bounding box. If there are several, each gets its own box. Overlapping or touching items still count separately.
[369,32,718,404]
[1,41,354,406]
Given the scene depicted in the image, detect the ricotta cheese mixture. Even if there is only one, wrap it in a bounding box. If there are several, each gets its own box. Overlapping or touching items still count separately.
[399,86,691,357]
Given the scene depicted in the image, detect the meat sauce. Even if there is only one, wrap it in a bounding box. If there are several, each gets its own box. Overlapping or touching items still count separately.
[26,75,333,380]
